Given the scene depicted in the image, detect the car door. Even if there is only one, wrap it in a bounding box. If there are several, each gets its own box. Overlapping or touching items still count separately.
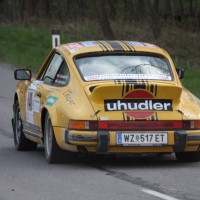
[24,52,69,138]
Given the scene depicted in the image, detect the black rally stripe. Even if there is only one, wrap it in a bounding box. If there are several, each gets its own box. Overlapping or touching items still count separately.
[97,41,110,51]
[96,41,106,51]
[102,41,113,51]
[126,115,131,121]
[141,80,148,89]
[150,84,154,94]
[118,41,129,51]
[146,82,149,91]
[122,113,125,121]
[155,84,157,97]
[123,41,135,51]
[134,84,146,90]
[114,79,122,85]
[122,81,125,97]
[105,41,125,51]
[117,80,121,84]
[155,112,158,120]
[125,81,130,93]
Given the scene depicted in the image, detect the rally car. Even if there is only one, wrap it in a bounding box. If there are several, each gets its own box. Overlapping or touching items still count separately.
[12,40,200,163]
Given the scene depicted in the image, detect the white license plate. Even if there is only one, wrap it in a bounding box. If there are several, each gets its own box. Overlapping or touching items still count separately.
[117,132,168,146]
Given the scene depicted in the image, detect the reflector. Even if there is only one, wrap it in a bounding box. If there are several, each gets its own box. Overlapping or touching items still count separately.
[68,120,200,131]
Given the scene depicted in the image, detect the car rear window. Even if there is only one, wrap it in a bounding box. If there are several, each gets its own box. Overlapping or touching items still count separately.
[75,54,173,81]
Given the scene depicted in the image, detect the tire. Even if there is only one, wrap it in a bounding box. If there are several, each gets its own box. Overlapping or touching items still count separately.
[13,101,37,151]
[175,151,200,162]
[44,112,67,164]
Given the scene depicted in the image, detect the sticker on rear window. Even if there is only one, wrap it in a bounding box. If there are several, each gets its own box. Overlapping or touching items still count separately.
[84,74,172,81]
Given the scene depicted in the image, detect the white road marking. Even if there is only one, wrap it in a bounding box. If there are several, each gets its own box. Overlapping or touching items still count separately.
[142,189,179,200]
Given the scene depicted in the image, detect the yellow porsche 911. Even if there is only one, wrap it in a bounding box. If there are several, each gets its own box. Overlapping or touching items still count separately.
[12,41,200,163]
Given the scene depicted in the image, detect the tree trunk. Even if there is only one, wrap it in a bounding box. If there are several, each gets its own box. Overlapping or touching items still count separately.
[137,0,146,19]
[95,0,115,40]
[146,0,162,39]
[108,0,116,20]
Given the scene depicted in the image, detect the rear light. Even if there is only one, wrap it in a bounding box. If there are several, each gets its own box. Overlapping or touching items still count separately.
[192,120,200,129]
[68,120,200,130]
[68,120,98,130]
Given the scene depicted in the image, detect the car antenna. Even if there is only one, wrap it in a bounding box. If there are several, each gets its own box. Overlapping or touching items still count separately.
[90,109,101,118]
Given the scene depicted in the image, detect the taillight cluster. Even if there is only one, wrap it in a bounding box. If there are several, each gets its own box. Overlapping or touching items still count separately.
[68,120,200,131]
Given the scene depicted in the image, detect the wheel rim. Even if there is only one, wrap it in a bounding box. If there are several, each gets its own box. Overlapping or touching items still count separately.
[45,115,53,157]
[15,107,22,144]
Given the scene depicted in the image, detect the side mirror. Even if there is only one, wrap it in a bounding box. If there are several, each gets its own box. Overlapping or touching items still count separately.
[176,68,184,79]
[14,69,32,80]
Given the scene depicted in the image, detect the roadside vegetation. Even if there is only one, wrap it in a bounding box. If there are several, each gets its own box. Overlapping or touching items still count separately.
[0,0,199,97]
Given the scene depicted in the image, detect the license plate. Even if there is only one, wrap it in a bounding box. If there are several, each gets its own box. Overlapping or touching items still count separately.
[117,132,168,146]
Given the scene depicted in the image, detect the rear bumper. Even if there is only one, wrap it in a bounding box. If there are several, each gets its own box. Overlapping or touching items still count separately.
[65,130,110,153]
[65,129,200,153]
[174,131,200,152]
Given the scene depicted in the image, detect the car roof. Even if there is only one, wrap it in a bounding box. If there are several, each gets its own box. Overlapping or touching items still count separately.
[57,41,168,57]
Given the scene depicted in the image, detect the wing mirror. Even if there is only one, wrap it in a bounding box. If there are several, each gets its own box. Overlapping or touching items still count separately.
[176,68,184,79]
[14,69,32,80]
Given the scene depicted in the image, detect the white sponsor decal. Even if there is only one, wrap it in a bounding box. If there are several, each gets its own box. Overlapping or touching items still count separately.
[26,91,34,123]
[127,41,158,48]
[65,43,83,50]
[33,98,40,112]
[80,41,98,47]
[143,42,158,48]
[85,74,171,81]
[26,80,42,123]
[66,41,98,50]
[127,41,144,46]
[69,49,78,54]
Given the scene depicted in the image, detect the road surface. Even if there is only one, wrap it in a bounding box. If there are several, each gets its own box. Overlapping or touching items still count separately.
[0,63,200,200]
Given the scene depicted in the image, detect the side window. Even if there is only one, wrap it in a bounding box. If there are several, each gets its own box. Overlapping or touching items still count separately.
[54,62,70,86]
[42,52,70,86]
[43,53,63,84]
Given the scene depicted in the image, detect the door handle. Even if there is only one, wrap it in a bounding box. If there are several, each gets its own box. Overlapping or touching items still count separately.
[36,92,41,98]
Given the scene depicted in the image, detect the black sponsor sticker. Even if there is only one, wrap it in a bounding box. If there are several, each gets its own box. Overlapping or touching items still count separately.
[104,99,172,111]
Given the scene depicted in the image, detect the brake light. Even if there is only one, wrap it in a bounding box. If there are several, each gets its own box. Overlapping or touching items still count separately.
[68,120,200,130]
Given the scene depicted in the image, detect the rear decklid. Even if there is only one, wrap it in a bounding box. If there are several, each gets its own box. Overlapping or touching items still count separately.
[84,81,183,121]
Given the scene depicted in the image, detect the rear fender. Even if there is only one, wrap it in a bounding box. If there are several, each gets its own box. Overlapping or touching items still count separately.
[41,105,64,134]
[41,106,66,147]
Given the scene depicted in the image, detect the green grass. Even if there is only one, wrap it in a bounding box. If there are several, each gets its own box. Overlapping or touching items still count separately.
[181,67,200,98]
[0,22,102,69]
[0,22,199,98]
[0,24,52,70]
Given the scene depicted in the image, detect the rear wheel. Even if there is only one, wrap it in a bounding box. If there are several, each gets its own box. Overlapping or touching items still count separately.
[175,151,200,162]
[44,112,67,163]
[13,101,37,151]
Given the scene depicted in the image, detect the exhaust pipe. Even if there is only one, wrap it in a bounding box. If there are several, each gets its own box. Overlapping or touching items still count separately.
[77,146,88,157]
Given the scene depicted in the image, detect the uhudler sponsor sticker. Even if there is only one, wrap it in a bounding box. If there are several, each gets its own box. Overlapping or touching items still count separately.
[105,99,172,111]
[117,132,168,146]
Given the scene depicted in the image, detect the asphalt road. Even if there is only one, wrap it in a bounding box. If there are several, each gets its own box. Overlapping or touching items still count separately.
[0,63,200,200]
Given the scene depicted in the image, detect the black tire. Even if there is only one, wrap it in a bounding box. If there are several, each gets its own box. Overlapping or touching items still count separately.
[175,151,200,162]
[44,112,68,164]
[13,101,37,151]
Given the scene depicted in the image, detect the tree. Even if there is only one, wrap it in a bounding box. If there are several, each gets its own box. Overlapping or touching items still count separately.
[95,0,115,39]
